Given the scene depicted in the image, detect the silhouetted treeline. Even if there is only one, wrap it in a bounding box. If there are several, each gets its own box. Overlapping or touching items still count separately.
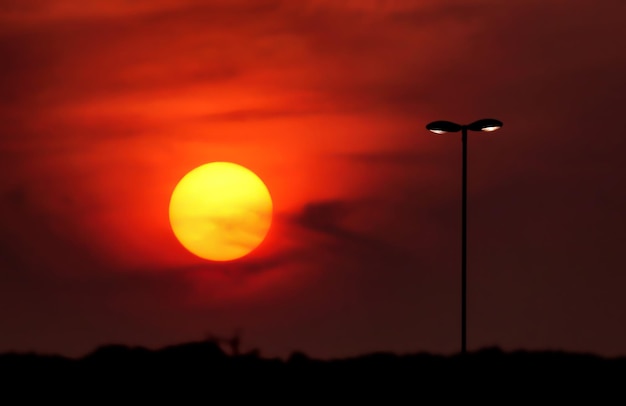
[1,341,625,400]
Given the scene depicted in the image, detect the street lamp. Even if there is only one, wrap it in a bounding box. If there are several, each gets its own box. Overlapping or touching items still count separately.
[426,118,503,355]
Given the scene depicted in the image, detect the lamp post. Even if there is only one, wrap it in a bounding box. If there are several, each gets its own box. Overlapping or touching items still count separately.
[426,118,503,355]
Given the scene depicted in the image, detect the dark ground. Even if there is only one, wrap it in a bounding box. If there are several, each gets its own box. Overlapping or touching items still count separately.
[1,340,625,401]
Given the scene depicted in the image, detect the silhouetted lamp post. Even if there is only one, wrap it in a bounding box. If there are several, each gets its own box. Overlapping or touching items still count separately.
[426,118,503,355]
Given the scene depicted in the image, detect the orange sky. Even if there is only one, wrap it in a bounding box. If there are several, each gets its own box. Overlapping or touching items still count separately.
[1,0,626,359]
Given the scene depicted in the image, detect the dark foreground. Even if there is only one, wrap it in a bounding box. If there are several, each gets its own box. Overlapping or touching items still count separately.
[2,341,625,400]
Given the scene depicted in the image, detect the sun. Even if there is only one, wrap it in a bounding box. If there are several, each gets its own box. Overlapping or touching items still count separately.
[169,162,273,261]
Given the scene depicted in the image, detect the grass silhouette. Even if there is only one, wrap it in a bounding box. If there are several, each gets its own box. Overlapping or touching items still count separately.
[1,339,624,400]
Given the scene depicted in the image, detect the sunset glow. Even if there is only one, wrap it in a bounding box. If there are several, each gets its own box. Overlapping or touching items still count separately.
[2,0,625,361]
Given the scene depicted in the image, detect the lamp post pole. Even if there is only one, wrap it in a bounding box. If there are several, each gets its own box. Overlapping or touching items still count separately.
[461,126,467,354]
[426,118,502,355]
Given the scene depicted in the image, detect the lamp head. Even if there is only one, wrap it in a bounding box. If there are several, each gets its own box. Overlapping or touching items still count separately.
[467,118,503,132]
[426,120,462,134]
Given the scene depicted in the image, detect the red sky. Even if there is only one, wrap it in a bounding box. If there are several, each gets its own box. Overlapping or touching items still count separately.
[1,0,625,359]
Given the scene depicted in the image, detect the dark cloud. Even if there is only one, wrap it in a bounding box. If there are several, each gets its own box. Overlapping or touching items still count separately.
[287,199,443,281]
[200,107,321,123]
[294,201,351,237]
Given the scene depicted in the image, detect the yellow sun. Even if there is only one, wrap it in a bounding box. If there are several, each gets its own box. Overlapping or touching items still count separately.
[169,162,273,261]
